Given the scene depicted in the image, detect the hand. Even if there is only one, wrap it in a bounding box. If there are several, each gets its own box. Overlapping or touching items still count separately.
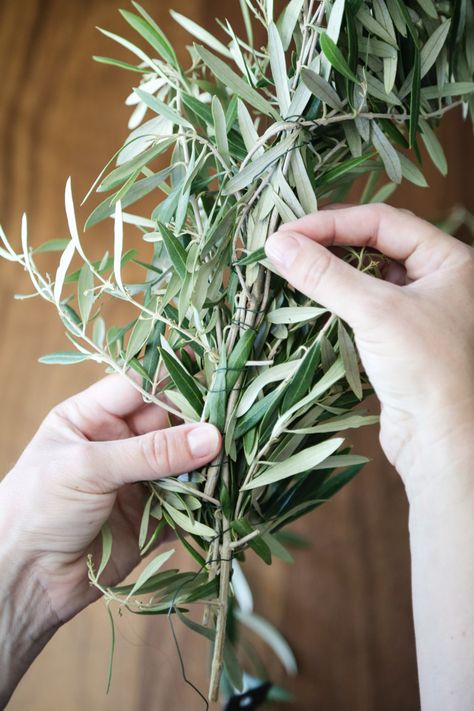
[265,204,474,498]
[0,375,221,624]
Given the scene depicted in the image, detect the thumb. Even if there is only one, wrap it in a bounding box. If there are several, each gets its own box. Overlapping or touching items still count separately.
[265,230,393,328]
[82,423,221,493]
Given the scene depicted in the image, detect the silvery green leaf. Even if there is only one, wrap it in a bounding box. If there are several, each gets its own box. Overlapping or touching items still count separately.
[212,96,230,159]
[128,549,175,597]
[235,609,297,675]
[289,413,379,434]
[369,182,397,203]
[232,561,253,614]
[338,321,362,399]
[65,178,87,261]
[274,170,306,218]
[117,117,171,165]
[357,5,397,46]
[237,99,263,156]
[92,316,106,348]
[77,264,94,326]
[170,10,232,58]
[420,20,451,78]
[196,46,278,119]
[398,153,428,187]
[419,118,448,176]
[276,0,304,50]
[343,121,362,157]
[366,72,402,105]
[267,306,326,325]
[301,68,344,110]
[97,27,160,74]
[313,454,369,469]
[53,240,75,305]
[98,523,113,578]
[126,77,166,106]
[421,82,474,99]
[385,0,407,35]
[126,316,155,360]
[134,88,191,128]
[113,201,125,293]
[163,502,215,538]
[236,360,301,417]
[415,0,438,19]
[265,0,274,22]
[138,494,153,550]
[268,22,290,115]
[358,36,397,58]
[383,55,397,94]
[39,352,91,365]
[242,438,344,490]
[373,0,396,40]
[272,191,298,223]
[165,390,200,422]
[223,134,296,194]
[274,357,345,433]
[371,122,402,184]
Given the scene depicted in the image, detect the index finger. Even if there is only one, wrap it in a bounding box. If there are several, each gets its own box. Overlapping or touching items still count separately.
[279,204,462,281]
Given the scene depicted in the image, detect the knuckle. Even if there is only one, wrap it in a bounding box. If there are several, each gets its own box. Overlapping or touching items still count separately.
[298,248,333,295]
[143,430,172,476]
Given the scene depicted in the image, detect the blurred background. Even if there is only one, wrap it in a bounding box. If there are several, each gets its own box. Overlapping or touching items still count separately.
[0,1,472,710]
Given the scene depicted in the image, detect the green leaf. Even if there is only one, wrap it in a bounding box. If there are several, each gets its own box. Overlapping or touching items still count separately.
[243,438,344,490]
[267,306,326,325]
[162,502,216,538]
[337,321,362,399]
[226,328,256,392]
[419,118,448,176]
[409,47,421,148]
[356,5,397,46]
[420,20,451,78]
[159,347,204,415]
[420,82,474,99]
[206,346,227,431]
[398,153,428,187]
[195,45,278,119]
[319,32,359,83]
[282,338,321,411]
[232,519,272,564]
[371,122,402,183]
[237,360,300,417]
[223,134,296,194]
[86,166,174,229]
[33,238,70,254]
[158,222,187,280]
[268,22,290,115]
[77,264,94,326]
[97,523,113,578]
[93,55,147,73]
[120,8,178,68]
[128,549,175,597]
[126,316,155,360]
[212,96,230,159]
[39,351,91,365]
[99,143,170,193]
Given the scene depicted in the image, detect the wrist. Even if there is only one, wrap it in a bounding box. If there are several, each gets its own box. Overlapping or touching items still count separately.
[0,486,61,707]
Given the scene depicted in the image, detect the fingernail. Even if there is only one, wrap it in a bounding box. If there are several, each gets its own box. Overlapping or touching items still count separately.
[265,232,301,269]
[187,425,220,458]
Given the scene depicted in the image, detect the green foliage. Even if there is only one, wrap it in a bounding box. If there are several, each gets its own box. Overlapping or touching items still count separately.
[1,0,472,704]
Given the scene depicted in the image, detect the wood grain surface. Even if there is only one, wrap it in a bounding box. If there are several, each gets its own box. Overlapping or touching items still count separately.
[0,2,472,710]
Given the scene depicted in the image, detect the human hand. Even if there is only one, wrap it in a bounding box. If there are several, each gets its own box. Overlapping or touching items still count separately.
[265,204,474,498]
[0,375,221,625]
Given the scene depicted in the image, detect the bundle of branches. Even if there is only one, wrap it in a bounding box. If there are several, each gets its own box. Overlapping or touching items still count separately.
[1,0,473,704]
